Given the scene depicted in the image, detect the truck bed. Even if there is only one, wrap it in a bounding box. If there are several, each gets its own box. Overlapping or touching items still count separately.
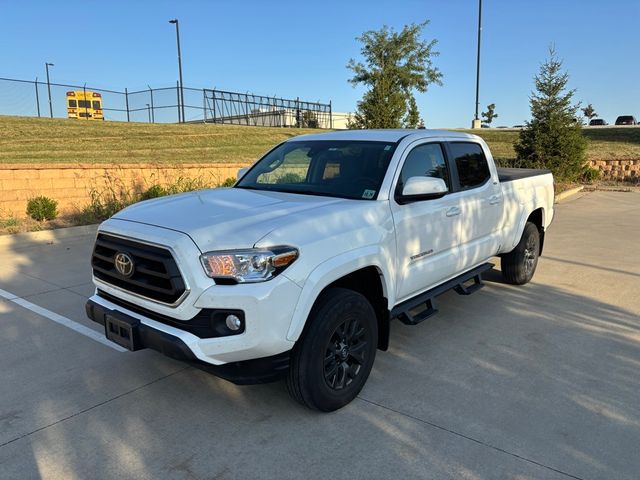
[497,167,551,182]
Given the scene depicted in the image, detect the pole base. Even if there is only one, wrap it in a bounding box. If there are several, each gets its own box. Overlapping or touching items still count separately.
[471,119,482,129]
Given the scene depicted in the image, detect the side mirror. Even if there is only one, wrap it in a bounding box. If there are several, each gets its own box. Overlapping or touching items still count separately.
[400,176,448,202]
[237,167,248,180]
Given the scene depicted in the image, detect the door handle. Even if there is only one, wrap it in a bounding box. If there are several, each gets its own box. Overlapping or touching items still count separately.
[489,195,502,205]
[446,207,461,217]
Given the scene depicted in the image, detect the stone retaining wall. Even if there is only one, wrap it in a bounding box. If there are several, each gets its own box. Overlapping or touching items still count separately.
[1,159,638,219]
[588,159,640,181]
[0,163,248,218]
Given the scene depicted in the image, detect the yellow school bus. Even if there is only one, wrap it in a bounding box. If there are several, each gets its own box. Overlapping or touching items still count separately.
[67,91,104,120]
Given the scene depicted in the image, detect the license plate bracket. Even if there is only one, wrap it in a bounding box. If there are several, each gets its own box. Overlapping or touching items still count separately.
[105,313,141,351]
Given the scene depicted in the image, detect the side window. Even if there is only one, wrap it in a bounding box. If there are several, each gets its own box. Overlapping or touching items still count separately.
[92,100,101,110]
[68,99,77,108]
[398,143,449,192]
[449,142,490,190]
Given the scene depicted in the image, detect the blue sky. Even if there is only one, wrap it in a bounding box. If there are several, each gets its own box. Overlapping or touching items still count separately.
[1,0,639,127]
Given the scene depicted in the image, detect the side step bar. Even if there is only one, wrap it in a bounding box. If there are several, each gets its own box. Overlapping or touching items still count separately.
[390,263,494,326]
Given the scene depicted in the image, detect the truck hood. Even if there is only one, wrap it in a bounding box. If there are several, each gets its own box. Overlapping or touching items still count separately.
[112,187,344,251]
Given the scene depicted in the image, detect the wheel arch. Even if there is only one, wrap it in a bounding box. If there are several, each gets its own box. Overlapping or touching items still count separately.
[286,250,393,351]
[321,267,390,351]
[526,207,545,255]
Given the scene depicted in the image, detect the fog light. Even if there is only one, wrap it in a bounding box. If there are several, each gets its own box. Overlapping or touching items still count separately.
[225,314,242,331]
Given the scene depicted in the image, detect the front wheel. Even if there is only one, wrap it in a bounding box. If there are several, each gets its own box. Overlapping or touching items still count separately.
[286,288,378,412]
[501,221,540,285]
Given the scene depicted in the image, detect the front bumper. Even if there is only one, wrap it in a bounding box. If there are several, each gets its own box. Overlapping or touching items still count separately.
[86,298,290,384]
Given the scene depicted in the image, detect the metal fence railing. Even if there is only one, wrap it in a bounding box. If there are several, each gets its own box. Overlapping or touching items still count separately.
[203,89,333,129]
[0,76,332,128]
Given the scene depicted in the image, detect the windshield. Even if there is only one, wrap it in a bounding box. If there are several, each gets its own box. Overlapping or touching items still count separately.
[236,140,397,200]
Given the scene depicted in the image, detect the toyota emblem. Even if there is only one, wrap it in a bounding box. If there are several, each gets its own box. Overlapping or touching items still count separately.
[114,252,135,278]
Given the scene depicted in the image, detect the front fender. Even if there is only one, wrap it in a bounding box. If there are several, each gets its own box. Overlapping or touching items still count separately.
[284,245,394,342]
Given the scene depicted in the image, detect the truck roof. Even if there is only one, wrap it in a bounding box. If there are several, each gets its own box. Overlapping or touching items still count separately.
[289,129,480,143]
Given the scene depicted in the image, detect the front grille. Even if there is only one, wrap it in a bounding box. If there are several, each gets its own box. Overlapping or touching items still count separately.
[91,233,186,304]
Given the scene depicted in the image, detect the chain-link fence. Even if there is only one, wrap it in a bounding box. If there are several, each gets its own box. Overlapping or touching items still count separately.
[0,77,332,128]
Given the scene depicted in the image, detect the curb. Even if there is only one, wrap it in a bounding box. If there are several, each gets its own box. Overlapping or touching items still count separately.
[555,186,584,203]
[0,223,98,248]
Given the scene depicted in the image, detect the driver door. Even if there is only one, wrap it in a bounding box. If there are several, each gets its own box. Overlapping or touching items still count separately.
[390,141,461,302]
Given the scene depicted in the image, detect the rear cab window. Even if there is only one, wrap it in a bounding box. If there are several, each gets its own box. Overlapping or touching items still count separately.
[448,142,491,190]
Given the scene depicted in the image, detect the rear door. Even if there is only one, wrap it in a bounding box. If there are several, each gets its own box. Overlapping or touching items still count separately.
[78,97,93,119]
[390,140,462,302]
[446,141,503,267]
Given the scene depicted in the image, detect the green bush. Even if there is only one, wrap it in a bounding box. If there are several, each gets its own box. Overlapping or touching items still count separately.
[26,196,58,221]
[219,177,236,187]
[275,173,304,184]
[581,166,600,184]
[0,217,19,228]
[140,184,168,200]
[75,190,131,224]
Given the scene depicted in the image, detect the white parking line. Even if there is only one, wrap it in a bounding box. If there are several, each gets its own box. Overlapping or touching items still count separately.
[0,288,127,352]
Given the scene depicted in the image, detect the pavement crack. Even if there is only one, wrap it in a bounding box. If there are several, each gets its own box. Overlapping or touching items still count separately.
[356,396,586,480]
[0,366,191,449]
[20,287,66,299]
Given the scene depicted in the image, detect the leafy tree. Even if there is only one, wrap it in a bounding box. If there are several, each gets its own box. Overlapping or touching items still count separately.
[347,21,442,129]
[301,110,319,128]
[582,103,597,122]
[481,103,498,125]
[405,95,420,128]
[514,47,587,181]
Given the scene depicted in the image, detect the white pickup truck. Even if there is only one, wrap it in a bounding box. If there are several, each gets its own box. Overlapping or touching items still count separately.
[86,129,554,411]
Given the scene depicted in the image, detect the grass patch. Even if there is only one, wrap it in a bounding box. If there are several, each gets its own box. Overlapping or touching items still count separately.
[69,173,235,225]
[1,116,638,166]
[458,127,640,162]
[0,115,317,165]
[0,215,75,235]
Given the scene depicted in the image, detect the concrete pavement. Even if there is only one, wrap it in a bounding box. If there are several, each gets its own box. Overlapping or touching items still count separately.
[0,191,638,479]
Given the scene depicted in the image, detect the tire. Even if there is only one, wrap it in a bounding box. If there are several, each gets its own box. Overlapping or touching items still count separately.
[286,287,378,412]
[501,221,540,285]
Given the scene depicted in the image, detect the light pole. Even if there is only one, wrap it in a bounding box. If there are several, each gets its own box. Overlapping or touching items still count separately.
[472,0,482,129]
[146,103,151,123]
[169,19,185,123]
[45,62,54,118]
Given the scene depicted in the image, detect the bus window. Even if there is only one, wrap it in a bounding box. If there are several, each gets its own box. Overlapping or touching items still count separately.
[69,99,77,108]
[78,100,91,108]
[92,100,101,110]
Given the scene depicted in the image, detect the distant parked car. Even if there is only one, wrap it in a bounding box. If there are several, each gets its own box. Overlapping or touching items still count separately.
[589,119,608,126]
[481,123,490,128]
[615,115,637,125]
[513,125,525,129]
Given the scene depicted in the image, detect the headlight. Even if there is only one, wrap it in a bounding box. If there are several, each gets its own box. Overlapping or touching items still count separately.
[200,246,299,284]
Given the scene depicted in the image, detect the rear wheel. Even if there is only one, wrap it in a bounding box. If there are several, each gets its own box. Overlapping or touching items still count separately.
[501,222,540,285]
[286,288,378,411]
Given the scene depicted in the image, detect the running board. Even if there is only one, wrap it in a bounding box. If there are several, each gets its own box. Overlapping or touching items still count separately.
[391,263,494,326]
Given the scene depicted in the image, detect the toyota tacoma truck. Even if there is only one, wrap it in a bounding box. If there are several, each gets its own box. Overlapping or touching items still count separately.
[86,129,554,411]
